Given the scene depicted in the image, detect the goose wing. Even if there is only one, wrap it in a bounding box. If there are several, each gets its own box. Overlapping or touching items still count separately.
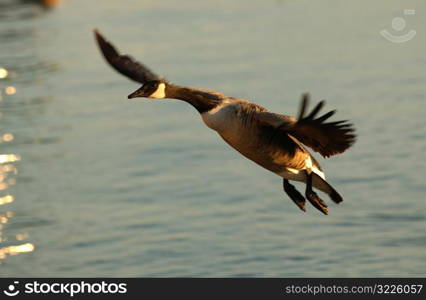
[94,30,161,84]
[256,94,356,158]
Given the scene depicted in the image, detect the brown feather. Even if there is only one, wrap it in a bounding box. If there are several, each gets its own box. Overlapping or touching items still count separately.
[289,94,356,157]
[255,95,356,158]
[94,30,161,84]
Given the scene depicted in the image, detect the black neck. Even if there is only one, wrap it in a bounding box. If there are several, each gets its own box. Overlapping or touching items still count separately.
[165,84,223,113]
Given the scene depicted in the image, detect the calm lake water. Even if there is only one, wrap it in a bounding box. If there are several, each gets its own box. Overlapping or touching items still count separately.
[0,0,425,277]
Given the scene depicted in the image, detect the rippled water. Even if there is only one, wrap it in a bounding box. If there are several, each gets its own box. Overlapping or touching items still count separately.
[0,0,425,277]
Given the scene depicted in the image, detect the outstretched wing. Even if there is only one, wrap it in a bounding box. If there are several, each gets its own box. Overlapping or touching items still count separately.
[255,94,356,158]
[94,30,161,84]
[291,93,356,157]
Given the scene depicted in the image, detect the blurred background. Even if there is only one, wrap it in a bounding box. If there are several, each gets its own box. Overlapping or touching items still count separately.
[0,0,425,277]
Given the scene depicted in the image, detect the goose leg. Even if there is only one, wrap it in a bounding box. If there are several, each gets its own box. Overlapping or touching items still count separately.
[283,179,306,212]
[305,171,328,215]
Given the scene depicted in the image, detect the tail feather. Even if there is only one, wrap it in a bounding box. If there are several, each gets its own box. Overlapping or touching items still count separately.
[312,173,343,203]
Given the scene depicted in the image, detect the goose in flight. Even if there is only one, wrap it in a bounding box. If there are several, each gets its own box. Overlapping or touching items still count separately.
[94,30,356,215]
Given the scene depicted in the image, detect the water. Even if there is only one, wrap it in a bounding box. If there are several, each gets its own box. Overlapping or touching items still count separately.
[0,0,425,277]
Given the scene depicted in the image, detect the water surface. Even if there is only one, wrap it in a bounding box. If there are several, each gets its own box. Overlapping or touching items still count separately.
[0,0,425,277]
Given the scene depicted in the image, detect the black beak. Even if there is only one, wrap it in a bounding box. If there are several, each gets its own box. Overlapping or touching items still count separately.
[128,86,144,99]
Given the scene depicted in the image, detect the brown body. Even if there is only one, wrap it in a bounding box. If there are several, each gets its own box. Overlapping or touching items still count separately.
[200,98,324,184]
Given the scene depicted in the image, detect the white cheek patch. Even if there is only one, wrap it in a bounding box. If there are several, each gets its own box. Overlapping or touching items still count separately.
[149,83,166,99]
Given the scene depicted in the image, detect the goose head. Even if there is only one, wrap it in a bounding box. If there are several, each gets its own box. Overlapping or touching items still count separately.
[128,81,166,99]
